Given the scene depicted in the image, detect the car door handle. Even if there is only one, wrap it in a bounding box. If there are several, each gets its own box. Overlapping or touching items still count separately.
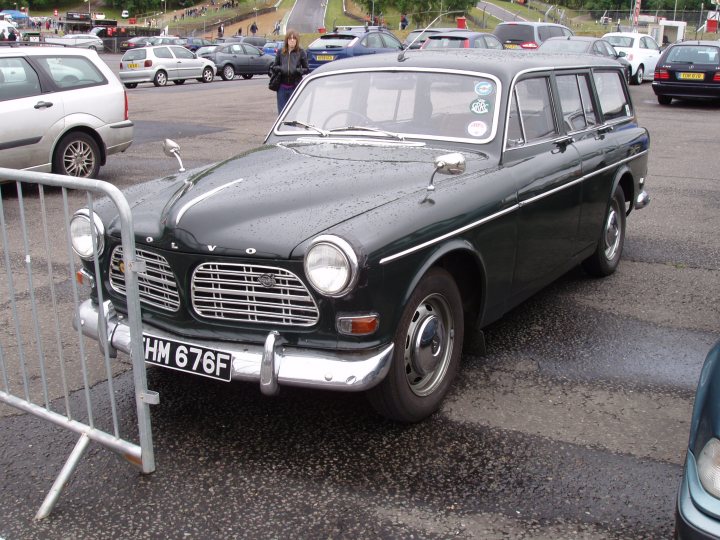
[596,124,614,136]
[34,101,53,109]
[552,135,574,153]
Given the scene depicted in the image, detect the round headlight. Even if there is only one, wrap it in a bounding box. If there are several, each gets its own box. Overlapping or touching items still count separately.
[70,210,105,260]
[698,438,720,498]
[304,235,358,297]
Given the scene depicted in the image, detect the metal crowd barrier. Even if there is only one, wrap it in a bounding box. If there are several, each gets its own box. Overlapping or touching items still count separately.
[0,167,157,519]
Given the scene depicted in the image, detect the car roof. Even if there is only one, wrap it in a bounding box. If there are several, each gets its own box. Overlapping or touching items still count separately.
[603,31,651,37]
[428,31,494,39]
[312,48,623,80]
[667,40,720,47]
[328,25,391,36]
[544,35,602,42]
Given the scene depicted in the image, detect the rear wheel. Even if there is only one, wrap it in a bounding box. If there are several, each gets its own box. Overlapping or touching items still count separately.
[201,66,214,83]
[241,73,253,79]
[657,95,672,105]
[52,132,101,179]
[153,70,168,87]
[221,64,235,80]
[582,185,626,277]
[173,79,185,85]
[633,65,644,85]
[367,267,464,423]
[124,82,138,89]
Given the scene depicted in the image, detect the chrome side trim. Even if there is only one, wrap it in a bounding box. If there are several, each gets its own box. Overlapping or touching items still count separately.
[380,150,648,265]
[175,178,243,226]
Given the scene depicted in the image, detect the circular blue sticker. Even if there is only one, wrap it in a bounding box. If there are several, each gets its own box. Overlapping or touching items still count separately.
[474,81,494,96]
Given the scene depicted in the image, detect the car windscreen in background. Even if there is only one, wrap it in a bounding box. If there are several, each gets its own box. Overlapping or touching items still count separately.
[424,37,467,49]
[666,46,719,65]
[494,25,534,42]
[605,36,633,48]
[541,40,589,53]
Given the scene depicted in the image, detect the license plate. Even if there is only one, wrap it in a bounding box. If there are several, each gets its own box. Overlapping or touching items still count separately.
[143,334,233,382]
[504,44,520,49]
[678,72,704,80]
[316,55,334,61]
[127,63,140,69]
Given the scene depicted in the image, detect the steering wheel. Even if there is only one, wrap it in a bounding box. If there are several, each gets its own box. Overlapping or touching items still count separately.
[322,109,372,130]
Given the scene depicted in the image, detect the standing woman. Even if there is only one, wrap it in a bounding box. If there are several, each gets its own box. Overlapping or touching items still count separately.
[271,29,308,114]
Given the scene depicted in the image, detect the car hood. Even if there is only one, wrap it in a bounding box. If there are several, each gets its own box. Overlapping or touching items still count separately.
[106,141,491,258]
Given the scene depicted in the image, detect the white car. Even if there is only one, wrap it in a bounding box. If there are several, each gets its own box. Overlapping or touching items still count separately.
[121,10,130,18]
[44,33,104,50]
[0,47,133,178]
[602,32,661,84]
[119,45,215,87]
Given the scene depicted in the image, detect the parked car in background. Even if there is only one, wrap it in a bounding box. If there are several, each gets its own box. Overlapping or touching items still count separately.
[43,33,104,50]
[182,37,214,52]
[121,9,129,18]
[307,25,403,71]
[493,21,573,50]
[602,32,660,84]
[421,31,503,50]
[675,340,720,539]
[0,46,133,178]
[119,45,215,87]
[149,36,184,46]
[539,36,632,82]
[262,40,283,58]
[201,42,273,80]
[242,36,267,48]
[195,44,219,59]
[70,50,649,424]
[214,36,244,44]
[402,27,461,49]
[652,40,720,105]
[119,36,154,51]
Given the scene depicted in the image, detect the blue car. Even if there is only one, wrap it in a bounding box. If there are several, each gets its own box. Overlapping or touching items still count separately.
[676,339,720,539]
[307,26,403,71]
[262,40,283,58]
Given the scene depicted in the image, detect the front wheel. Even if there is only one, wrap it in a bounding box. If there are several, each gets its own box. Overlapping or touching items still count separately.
[201,66,214,83]
[367,267,464,423]
[153,70,168,87]
[221,64,235,80]
[633,65,644,85]
[241,73,253,80]
[52,132,101,178]
[582,184,626,277]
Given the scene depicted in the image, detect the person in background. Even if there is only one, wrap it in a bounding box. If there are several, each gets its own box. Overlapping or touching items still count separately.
[271,29,308,114]
[250,21,258,35]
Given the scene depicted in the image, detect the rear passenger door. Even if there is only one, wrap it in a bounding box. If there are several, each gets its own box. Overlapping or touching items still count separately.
[503,73,583,297]
[0,56,65,171]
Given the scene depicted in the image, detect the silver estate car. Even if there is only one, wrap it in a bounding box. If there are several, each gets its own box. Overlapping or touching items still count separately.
[119,45,215,88]
[0,46,133,178]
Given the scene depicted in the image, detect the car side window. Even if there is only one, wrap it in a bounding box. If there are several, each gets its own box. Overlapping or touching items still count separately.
[577,74,598,126]
[380,33,402,49]
[484,36,503,50]
[154,47,173,59]
[243,45,260,56]
[364,33,384,48]
[0,57,41,101]
[592,70,631,121]
[172,46,194,59]
[555,74,587,132]
[538,26,551,41]
[511,76,558,143]
[36,56,106,89]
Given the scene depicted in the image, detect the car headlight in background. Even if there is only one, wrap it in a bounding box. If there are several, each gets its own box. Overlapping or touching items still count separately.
[304,235,358,297]
[70,209,105,260]
[698,438,720,498]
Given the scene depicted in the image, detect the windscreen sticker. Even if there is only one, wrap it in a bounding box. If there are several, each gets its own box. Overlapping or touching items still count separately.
[474,81,494,96]
[470,98,491,115]
[467,121,488,137]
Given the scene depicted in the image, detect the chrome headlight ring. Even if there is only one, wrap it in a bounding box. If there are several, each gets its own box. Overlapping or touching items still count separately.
[304,235,359,298]
[70,209,105,260]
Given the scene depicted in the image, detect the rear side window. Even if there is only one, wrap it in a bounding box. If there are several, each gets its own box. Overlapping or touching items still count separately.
[0,57,41,101]
[555,74,597,131]
[592,70,631,121]
[37,56,106,89]
[364,33,384,48]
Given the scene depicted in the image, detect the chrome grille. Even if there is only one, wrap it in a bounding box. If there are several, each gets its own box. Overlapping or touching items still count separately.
[109,246,180,312]
[192,263,319,326]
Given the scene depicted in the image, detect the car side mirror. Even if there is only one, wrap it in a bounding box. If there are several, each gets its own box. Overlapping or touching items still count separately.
[617,51,626,57]
[163,139,185,172]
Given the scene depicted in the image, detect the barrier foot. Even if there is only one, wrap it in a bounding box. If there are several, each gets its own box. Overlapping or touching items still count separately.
[35,433,91,520]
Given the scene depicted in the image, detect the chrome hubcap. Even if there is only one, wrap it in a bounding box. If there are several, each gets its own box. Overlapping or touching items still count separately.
[404,293,454,397]
[63,141,95,177]
[604,207,620,260]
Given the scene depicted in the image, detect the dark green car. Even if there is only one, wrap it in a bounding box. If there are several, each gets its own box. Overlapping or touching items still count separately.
[71,50,650,422]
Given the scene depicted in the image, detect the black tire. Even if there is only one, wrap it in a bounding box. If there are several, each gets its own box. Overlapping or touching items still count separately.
[124,82,138,89]
[153,70,168,87]
[241,73,253,80]
[633,65,644,85]
[367,267,464,423]
[201,66,214,83]
[657,95,672,105]
[582,184,626,277]
[52,132,101,179]
[221,65,235,80]
[173,79,185,85]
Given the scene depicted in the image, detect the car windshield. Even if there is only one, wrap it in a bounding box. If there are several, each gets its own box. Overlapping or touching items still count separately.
[308,36,355,49]
[605,36,633,47]
[494,25,534,42]
[666,45,719,65]
[541,40,589,53]
[278,70,500,144]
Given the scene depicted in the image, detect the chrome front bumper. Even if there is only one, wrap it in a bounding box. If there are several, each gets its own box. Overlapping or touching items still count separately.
[74,299,394,395]
[635,190,650,210]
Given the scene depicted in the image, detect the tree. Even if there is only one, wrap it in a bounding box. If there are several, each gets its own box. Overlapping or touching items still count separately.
[355,0,477,27]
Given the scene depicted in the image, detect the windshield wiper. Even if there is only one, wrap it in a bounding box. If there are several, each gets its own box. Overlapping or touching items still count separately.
[327,125,404,140]
[282,120,329,137]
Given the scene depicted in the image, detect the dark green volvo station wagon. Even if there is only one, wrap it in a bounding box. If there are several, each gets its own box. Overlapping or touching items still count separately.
[72,49,650,422]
